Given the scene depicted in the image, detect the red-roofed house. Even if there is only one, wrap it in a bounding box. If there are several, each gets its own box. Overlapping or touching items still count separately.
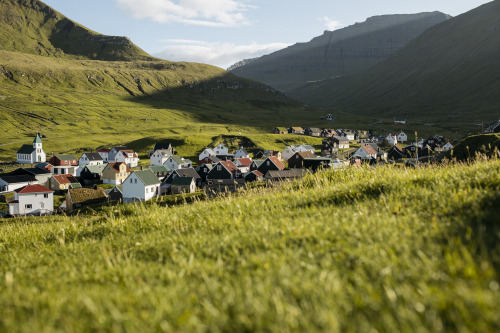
[8,184,54,216]
[257,156,286,175]
[207,161,241,180]
[49,174,80,193]
[234,158,252,173]
[115,150,139,168]
[352,145,378,159]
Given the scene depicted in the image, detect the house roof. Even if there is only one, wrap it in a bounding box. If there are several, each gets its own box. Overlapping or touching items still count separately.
[169,155,186,165]
[33,133,42,144]
[390,145,404,153]
[332,136,350,142]
[52,174,79,185]
[174,168,201,179]
[196,164,214,172]
[149,165,171,173]
[362,145,378,155]
[107,162,131,174]
[219,161,239,173]
[120,150,138,158]
[290,127,303,131]
[12,168,51,176]
[82,152,103,161]
[84,164,107,174]
[235,158,252,167]
[275,127,287,131]
[208,179,245,185]
[171,177,194,186]
[252,160,265,167]
[54,154,77,161]
[97,148,111,153]
[112,185,123,193]
[251,170,263,177]
[69,187,107,204]
[300,145,315,150]
[15,184,53,194]
[111,146,129,152]
[267,156,285,169]
[154,150,172,158]
[17,144,35,155]
[133,170,161,186]
[266,169,307,179]
[0,174,37,184]
[294,151,316,159]
[308,128,321,132]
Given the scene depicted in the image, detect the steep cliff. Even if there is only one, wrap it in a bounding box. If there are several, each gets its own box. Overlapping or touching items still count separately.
[230,12,450,92]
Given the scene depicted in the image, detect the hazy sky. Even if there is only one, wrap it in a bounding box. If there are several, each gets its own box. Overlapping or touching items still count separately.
[42,0,492,69]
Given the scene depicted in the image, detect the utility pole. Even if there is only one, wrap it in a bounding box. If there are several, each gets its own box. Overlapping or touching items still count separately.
[415,131,418,166]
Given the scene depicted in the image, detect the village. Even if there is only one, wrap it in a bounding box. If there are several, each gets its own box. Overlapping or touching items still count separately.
[0,122,478,217]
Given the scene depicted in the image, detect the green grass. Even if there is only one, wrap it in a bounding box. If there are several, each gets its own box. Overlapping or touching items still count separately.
[0,159,499,331]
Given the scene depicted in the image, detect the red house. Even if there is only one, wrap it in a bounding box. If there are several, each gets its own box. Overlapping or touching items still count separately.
[49,154,78,167]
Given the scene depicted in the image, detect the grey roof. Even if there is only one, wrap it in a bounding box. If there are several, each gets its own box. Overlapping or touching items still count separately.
[12,168,51,176]
[174,168,201,179]
[54,154,77,161]
[17,144,34,155]
[82,152,103,161]
[266,169,308,179]
[149,165,171,173]
[112,185,123,193]
[332,136,350,142]
[134,170,161,186]
[84,164,107,174]
[0,174,37,184]
[171,177,194,186]
[33,133,42,144]
[252,160,265,167]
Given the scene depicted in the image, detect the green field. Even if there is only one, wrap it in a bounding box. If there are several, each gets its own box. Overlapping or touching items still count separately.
[0,159,499,332]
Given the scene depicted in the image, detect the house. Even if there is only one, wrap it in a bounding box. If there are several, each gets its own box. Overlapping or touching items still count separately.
[150,149,173,166]
[394,117,407,125]
[66,187,108,212]
[171,177,196,194]
[441,142,454,151]
[403,144,423,158]
[9,167,52,187]
[114,150,139,168]
[234,158,252,174]
[0,174,37,193]
[357,130,369,139]
[265,169,308,184]
[235,147,250,159]
[385,134,398,146]
[485,120,500,133]
[161,168,201,194]
[288,127,304,135]
[108,185,123,202]
[149,165,171,180]
[257,156,286,175]
[304,128,321,137]
[164,155,193,170]
[205,179,246,197]
[16,133,46,164]
[78,152,104,167]
[214,143,229,156]
[123,169,161,203]
[387,145,404,161]
[102,162,131,185]
[338,130,356,141]
[199,155,222,165]
[245,170,264,182]
[352,145,378,159]
[281,146,299,161]
[273,127,288,134]
[79,164,107,186]
[97,149,111,162]
[148,143,175,157]
[52,165,77,177]
[199,148,216,163]
[49,174,80,193]
[396,131,408,143]
[195,164,214,184]
[287,151,316,169]
[107,146,129,162]
[8,184,54,216]
[321,129,335,138]
[49,154,78,167]
[297,145,316,154]
[331,136,350,149]
[207,161,241,181]
[250,160,264,172]
[303,158,333,172]
[326,114,333,121]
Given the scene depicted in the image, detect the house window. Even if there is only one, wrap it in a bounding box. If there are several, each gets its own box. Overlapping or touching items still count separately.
[146,188,148,193]
[267,161,270,166]
[25,204,32,209]
[44,193,49,198]
[130,179,133,183]
[217,165,222,171]
[134,179,137,184]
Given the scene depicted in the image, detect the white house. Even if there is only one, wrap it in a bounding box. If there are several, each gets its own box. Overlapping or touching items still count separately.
[297,145,316,154]
[150,150,172,166]
[16,133,46,164]
[352,145,378,159]
[97,149,110,162]
[0,174,38,193]
[214,143,229,156]
[385,134,398,146]
[8,184,54,216]
[114,150,139,168]
[198,148,216,162]
[235,147,250,159]
[122,170,161,203]
[396,131,408,143]
[164,155,193,170]
[78,152,104,167]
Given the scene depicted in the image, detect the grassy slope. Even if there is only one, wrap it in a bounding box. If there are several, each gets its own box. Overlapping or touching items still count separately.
[1,160,499,331]
[289,0,500,131]
[447,133,500,161]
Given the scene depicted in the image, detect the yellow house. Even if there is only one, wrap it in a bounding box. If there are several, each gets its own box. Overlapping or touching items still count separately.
[102,162,131,185]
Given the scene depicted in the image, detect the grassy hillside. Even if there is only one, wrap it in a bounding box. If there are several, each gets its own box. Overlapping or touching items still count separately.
[0,0,151,61]
[1,159,499,331]
[290,0,500,130]
[447,133,500,161]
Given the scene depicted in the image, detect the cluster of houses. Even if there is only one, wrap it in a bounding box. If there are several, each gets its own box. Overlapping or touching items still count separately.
[273,126,366,140]
[1,128,457,217]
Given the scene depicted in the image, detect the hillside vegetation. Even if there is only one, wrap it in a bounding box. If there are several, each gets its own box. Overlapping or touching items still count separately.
[289,0,500,128]
[1,160,499,331]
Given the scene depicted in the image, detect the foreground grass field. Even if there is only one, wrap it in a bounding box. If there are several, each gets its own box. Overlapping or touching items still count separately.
[1,160,500,332]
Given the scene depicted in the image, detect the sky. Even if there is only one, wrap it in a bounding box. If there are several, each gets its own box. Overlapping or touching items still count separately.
[42,0,492,69]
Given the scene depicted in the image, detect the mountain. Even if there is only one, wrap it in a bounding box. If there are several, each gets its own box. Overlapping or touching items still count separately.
[229,12,450,92]
[227,58,258,71]
[289,1,500,124]
[0,0,152,61]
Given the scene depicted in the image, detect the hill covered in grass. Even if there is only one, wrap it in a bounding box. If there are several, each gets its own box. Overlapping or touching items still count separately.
[289,0,500,126]
[0,0,151,61]
[1,160,499,331]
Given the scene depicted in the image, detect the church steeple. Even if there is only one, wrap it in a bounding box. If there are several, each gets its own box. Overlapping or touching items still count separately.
[33,133,42,149]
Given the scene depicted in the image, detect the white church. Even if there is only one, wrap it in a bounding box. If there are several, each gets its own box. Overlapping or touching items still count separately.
[16,133,46,164]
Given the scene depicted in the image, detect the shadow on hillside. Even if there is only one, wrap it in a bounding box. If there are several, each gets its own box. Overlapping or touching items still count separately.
[125,72,316,129]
